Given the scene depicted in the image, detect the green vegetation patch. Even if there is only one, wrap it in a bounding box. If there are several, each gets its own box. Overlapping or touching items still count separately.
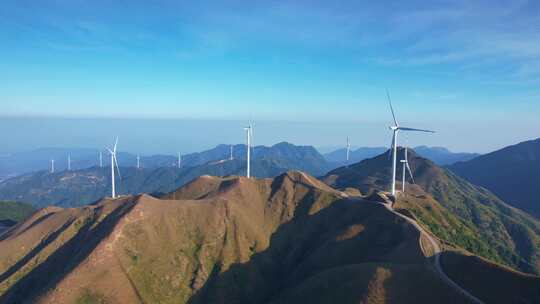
[76,289,109,304]
[0,201,35,222]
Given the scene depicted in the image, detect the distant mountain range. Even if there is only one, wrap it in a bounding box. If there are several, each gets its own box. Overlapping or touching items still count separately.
[323,148,540,275]
[449,138,540,219]
[0,142,331,208]
[324,146,479,167]
[0,142,330,180]
[323,147,387,166]
[413,146,480,165]
[1,171,538,303]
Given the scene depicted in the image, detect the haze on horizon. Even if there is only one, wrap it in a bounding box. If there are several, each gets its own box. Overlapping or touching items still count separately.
[1,1,539,154]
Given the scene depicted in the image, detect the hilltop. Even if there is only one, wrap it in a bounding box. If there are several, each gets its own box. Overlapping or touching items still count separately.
[449,138,540,218]
[323,148,540,275]
[2,171,537,303]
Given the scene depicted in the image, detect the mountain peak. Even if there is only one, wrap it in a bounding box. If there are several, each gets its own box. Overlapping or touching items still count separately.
[323,149,540,275]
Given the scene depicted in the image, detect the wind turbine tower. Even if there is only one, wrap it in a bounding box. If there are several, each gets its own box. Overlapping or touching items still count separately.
[244,122,253,178]
[99,151,103,168]
[386,89,434,196]
[400,147,415,193]
[106,137,121,198]
[230,145,234,161]
[346,137,351,162]
[50,159,55,173]
[137,155,140,169]
[67,153,71,171]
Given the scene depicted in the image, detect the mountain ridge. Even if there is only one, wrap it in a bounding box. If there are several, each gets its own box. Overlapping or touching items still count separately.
[323,148,540,275]
[0,171,538,303]
[0,142,329,180]
[449,137,540,218]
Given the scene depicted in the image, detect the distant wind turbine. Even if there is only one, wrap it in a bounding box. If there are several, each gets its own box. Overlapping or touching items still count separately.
[230,145,234,161]
[400,147,415,193]
[244,121,253,178]
[67,153,71,171]
[346,136,351,162]
[106,137,121,199]
[50,159,55,173]
[386,89,434,196]
[99,151,103,168]
[137,155,140,169]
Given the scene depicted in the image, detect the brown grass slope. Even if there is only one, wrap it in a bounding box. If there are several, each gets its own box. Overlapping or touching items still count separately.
[0,171,474,304]
[441,250,540,304]
[323,148,540,275]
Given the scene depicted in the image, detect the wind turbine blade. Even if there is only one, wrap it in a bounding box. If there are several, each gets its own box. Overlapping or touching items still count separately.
[250,128,254,150]
[114,154,121,180]
[386,89,398,126]
[388,132,395,160]
[399,127,435,133]
[406,162,415,184]
[113,137,118,153]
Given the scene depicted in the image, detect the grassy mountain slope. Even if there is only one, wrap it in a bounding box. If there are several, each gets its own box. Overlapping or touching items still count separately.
[440,250,540,304]
[323,148,540,274]
[449,138,540,218]
[0,171,477,304]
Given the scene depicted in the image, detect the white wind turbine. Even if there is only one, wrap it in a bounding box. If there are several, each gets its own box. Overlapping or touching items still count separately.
[387,90,434,196]
[177,153,181,168]
[67,153,71,171]
[346,136,351,162]
[244,121,253,178]
[99,151,103,168]
[50,159,55,173]
[106,137,121,199]
[230,145,234,161]
[400,147,415,193]
[137,155,140,169]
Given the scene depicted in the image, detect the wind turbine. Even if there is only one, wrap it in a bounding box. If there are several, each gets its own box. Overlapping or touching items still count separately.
[99,151,103,168]
[400,147,415,193]
[67,153,71,171]
[106,137,121,199]
[387,89,434,196]
[177,153,181,168]
[244,121,253,178]
[346,136,351,162]
[50,159,55,173]
[137,155,140,169]
[230,145,234,161]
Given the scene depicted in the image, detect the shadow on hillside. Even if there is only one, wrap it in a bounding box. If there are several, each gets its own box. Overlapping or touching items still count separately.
[0,200,138,304]
[0,211,57,242]
[187,193,424,304]
[0,219,75,284]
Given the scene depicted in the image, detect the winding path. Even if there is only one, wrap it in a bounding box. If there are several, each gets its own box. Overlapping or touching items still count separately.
[351,195,485,304]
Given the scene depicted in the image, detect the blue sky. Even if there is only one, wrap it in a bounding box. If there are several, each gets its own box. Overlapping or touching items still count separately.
[0,0,539,153]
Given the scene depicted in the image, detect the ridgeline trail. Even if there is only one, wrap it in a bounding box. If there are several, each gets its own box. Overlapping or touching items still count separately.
[352,194,485,304]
